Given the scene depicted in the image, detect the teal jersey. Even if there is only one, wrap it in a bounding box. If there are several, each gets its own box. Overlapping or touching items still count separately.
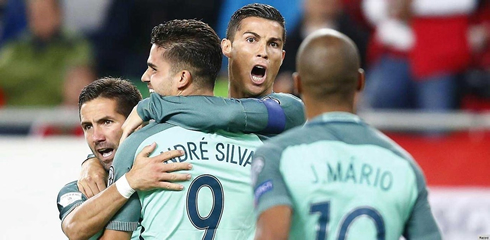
[57,181,102,240]
[107,122,263,239]
[252,112,441,240]
[57,181,141,240]
[136,93,305,135]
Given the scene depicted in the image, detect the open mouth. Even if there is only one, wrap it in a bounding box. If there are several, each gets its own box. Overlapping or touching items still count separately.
[251,65,266,84]
[98,148,114,159]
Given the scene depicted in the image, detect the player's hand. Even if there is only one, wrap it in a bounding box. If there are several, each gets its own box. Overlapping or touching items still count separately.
[120,106,144,144]
[126,142,191,191]
[78,157,108,198]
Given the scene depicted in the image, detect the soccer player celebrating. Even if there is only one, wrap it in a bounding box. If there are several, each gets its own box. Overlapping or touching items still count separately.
[101,19,264,239]
[251,29,442,240]
[79,3,305,199]
[57,78,189,239]
[119,3,304,140]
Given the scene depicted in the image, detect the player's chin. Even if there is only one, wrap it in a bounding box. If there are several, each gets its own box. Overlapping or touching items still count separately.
[101,160,113,171]
[247,83,269,96]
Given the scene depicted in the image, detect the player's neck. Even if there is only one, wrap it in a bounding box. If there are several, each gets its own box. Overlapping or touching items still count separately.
[182,87,214,97]
[303,97,355,120]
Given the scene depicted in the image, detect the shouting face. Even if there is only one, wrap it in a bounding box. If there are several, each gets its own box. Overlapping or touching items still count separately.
[223,17,285,98]
[80,97,126,170]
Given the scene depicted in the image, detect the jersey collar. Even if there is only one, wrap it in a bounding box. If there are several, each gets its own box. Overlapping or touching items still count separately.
[306,112,363,126]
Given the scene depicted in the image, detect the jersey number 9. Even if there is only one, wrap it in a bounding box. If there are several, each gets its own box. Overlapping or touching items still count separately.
[186,174,224,240]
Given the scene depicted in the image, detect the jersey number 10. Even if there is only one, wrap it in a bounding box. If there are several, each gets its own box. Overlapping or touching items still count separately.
[310,201,385,240]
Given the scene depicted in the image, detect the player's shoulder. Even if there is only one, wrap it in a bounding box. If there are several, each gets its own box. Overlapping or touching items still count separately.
[58,180,79,194]
[266,93,306,128]
[123,122,178,146]
[57,180,85,208]
[255,125,307,155]
[266,92,303,106]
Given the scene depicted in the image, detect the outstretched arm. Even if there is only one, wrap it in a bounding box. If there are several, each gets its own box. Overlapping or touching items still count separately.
[62,146,190,240]
[135,93,305,135]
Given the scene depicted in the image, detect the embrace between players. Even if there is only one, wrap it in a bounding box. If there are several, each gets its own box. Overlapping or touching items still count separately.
[57,3,441,240]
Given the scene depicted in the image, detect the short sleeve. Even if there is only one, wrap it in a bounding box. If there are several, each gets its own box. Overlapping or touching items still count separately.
[57,181,87,222]
[251,143,292,218]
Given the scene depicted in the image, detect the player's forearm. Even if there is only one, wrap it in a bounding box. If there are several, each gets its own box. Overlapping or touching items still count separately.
[138,94,251,131]
[62,184,129,240]
[140,94,298,133]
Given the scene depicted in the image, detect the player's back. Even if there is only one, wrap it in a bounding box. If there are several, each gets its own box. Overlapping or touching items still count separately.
[134,123,263,239]
[254,113,439,240]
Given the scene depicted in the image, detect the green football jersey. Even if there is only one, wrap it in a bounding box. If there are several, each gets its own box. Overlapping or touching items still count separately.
[136,93,305,135]
[57,181,141,240]
[252,112,441,240]
[107,122,263,239]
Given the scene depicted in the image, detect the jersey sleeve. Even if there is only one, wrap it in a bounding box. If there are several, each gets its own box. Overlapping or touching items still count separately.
[57,180,87,222]
[251,142,293,218]
[267,93,305,130]
[403,163,442,240]
[105,136,143,232]
[136,93,305,135]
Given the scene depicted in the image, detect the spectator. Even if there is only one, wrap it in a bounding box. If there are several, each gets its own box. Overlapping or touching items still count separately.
[362,0,478,113]
[275,0,370,95]
[461,0,490,111]
[0,0,27,46]
[361,0,415,110]
[0,0,94,107]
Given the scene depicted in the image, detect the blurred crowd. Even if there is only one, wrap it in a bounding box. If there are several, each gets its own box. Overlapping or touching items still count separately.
[0,0,489,113]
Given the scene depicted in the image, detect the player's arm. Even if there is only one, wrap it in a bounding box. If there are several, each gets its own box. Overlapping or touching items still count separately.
[78,154,107,198]
[251,144,294,240]
[403,163,442,240]
[255,206,292,240]
[62,180,131,240]
[98,229,132,240]
[62,146,190,240]
[135,93,305,134]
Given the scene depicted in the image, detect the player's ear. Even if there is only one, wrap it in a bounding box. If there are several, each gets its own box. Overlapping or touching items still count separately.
[177,70,192,89]
[221,38,232,58]
[293,72,302,96]
[357,68,365,92]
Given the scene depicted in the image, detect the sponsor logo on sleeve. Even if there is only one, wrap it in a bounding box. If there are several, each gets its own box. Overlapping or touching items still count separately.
[59,192,82,208]
[254,180,273,206]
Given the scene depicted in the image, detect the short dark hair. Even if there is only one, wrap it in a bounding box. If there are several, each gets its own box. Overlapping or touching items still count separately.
[78,77,142,119]
[150,19,222,90]
[226,3,286,44]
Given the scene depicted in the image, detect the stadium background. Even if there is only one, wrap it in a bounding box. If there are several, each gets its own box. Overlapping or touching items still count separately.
[0,0,489,239]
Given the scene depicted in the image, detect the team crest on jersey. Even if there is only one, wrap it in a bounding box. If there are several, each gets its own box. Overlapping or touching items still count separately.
[59,192,82,208]
[108,165,115,185]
